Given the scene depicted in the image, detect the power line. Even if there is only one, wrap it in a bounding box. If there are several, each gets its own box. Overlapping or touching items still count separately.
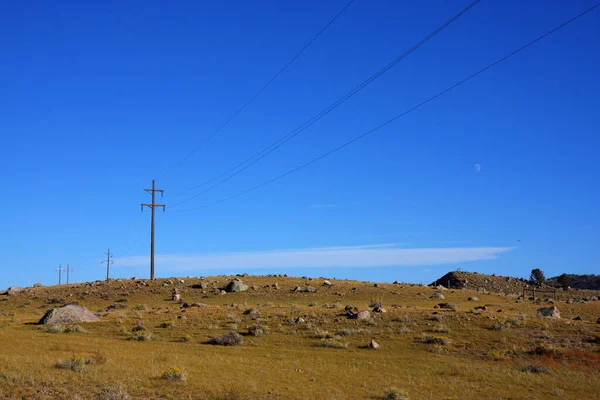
[175,2,599,213]
[161,0,356,179]
[168,0,481,208]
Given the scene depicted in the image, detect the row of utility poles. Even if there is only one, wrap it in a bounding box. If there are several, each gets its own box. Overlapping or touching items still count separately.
[55,264,73,285]
[55,180,165,285]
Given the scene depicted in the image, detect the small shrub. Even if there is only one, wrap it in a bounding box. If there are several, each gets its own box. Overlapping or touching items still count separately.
[132,320,145,332]
[312,328,333,339]
[55,356,86,372]
[161,367,186,381]
[132,332,152,341]
[320,339,348,349]
[399,326,411,334]
[419,334,451,346]
[115,298,128,303]
[208,332,243,346]
[337,328,359,336]
[47,324,65,334]
[100,382,130,400]
[159,321,173,328]
[521,364,550,374]
[64,325,86,333]
[532,343,561,356]
[382,387,409,400]
[178,335,192,343]
[248,324,269,337]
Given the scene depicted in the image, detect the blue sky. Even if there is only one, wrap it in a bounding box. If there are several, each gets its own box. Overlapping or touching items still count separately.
[1,0,599,288]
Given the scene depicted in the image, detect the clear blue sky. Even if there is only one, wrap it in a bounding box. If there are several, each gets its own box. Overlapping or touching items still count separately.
[2,0,599,289]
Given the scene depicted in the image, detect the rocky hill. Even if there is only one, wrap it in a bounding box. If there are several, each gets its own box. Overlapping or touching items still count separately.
[432,271,543,295]
[547,274,600,290]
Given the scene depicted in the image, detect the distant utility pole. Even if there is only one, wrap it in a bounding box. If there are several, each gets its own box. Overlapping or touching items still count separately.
[56,264,67,285]
[141,180,165,280]
[65,264,73,284]
[102,248,114,281]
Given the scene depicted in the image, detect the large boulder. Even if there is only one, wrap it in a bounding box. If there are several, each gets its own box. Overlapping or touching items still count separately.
[7,286,23,296]
[39,305,100,325]
[225,279,248,293]
[537,306,561,318]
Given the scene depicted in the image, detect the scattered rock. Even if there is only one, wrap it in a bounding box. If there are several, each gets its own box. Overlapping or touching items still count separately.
[295,317,305,324]
[172,292,181,302]
[6,286,23,296]
[33,283,43,288]
[438,303,458,311]
[597,317,600,324]
[191,282,207,289]
[356,310,371,320]
[373,283,379,288]
[373,306,387,313]
[225,279,248,293]
[368,339,379,349]
[293,286,302,292]
[468,297,479,301]
[474,305,488,311]
[323,280,332,287]
[243,308,259,315]
[431,292,445,299]
[537,306,561,318]
[39,305,99,325]
[573,316,583,321]
[305,286,317,293]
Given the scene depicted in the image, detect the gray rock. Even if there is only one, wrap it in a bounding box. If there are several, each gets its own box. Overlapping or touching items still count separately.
[7,286,23,296]
[323,280,332,286]
[368,339,379,349]
[373,306,387,313]
[305,286,317,293]
[537,306,560,318]
[431,292,445,299]
[468,297,479,301]
[356,310,371,320]
[225,279,248,293]
[33,283,42,288]
[191,282,207,289]
[39,305,99,325]
[243,308,259,315]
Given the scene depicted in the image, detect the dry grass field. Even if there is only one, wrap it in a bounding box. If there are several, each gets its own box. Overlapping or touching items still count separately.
[1,275,599,399]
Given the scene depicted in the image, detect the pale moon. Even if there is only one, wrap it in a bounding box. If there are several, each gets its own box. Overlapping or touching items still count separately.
[474,164,481,173]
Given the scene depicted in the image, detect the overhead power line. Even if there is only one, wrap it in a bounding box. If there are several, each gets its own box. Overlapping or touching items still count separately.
[168,0,481,208]
[175,2,599,213]
[161,0,356,179]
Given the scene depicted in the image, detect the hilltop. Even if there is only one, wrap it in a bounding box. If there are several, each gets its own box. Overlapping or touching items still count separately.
[1,274,599,399]
[547,274,600,291]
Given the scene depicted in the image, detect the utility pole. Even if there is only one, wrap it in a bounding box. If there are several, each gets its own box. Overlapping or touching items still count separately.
[141,180,165,280]
[102,248,114,281]
[65,264,73,284]
[56,264,67,285]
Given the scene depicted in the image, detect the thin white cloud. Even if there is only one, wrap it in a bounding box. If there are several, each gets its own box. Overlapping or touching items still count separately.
[116,244,513,272]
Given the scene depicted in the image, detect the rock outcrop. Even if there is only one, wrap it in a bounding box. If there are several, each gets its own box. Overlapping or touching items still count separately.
[39,305,100,325]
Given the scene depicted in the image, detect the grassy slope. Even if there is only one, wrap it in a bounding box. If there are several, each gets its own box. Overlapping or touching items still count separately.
[0,276,599,399]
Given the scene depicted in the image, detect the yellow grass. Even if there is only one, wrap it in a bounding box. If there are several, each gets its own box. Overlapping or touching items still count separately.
[0,275,599,399]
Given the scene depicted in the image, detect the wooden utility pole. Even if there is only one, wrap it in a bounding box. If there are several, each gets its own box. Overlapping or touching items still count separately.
[141,180,165,280]
[102,248,114,281]
[56,264,67,285]
[65,264,73,284]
